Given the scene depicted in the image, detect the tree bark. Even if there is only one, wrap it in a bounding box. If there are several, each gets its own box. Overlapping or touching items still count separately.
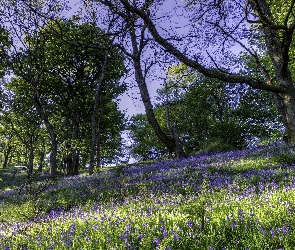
[38,151,45,172]
[256,0,295,142]
[273,92,295,142]
[71,111,80,175]
[3,144,12,168]
[27,146,34,176]
[129,23,186,157]
[34,93,57,177]
[89,51,109,175]
[96,104,104,169]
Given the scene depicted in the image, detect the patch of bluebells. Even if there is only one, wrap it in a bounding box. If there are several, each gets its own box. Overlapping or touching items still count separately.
[1,143,295,248]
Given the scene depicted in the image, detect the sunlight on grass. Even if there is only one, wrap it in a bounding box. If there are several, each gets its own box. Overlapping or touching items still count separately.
[2,143,295,249]
[231,158,271,172]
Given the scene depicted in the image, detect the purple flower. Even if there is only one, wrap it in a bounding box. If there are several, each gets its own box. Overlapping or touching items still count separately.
[186,221,194,229]
[138,234,143,241]
[173,235,179,241]
[230,221,238,229]
[162,228,167,238]
[154,237,161,246]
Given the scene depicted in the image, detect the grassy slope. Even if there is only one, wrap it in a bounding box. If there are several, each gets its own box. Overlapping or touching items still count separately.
[1,143,295,249]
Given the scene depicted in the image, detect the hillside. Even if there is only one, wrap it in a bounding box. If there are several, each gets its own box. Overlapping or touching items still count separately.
[1,143,295,249]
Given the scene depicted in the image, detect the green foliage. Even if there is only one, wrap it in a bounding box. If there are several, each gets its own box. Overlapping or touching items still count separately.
[6,18,127,171]
[272,152,295,166]
[158,64,282,154]
[0,27,11,77]
[129,114,168,161]
[197,137,237,154]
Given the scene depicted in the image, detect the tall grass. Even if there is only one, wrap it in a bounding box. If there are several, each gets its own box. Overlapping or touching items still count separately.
[1,143,295,249]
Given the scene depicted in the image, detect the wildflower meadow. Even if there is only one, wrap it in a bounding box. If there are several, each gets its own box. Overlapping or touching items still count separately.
[1,143,295,249]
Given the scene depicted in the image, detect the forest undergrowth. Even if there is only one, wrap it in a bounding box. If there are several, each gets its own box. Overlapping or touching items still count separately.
[1,143,295,249]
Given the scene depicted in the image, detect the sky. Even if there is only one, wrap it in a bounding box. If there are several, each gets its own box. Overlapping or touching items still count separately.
[119,0,193,118]
[67,0,190,118]
[66,0,244,120]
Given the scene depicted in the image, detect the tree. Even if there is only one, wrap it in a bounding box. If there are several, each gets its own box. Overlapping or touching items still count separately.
[3,0,126,176]
[95,0,295,143]
[0,82,48,172]
[35,19,125,175]
[130,62,283,159]
[82,0,186,158]
[129,113,168,161]
[1,0,69,177]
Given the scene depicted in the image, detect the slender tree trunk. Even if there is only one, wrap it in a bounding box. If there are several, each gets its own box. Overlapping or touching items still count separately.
[89,82,103,175]
[164,84,172,135]
[96,129,101,169]
[135,60,185,157]
[164,83,185,158]
[27,133,39,175]
[3,145,12,168]
[38,151,45,172]
[129,25,186,158]
[64,111,73,176]
[65,154,73,175]
[27,146,34,176]
[96,105,104,169]
[72,111,80,175]
[172,124,183,159]
[73,151,79,175]
[34,93,57,177]
[49,141,58,177]
[89,51,109,175]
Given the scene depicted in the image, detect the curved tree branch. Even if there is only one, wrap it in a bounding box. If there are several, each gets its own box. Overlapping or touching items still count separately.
[119,0,286,93]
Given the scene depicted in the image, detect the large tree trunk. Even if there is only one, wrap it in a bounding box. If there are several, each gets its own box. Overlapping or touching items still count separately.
[129,25,185,158]
[34,93,57,177]
[89,51,109,175]
[273,91,295,143]
[27,146,34,176]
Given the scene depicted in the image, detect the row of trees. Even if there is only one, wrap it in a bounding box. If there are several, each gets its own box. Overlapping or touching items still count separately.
[129,63,283,161]
[0,1,126,176]
[0,0,294,174]
[93,0,295,160]
[67,0,293,161]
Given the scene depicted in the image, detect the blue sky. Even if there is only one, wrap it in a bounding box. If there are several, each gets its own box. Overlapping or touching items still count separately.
[66,1,244,119]
[66,0,191,118]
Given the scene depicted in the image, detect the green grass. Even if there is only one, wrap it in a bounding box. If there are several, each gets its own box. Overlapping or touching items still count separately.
[1,144,295,249]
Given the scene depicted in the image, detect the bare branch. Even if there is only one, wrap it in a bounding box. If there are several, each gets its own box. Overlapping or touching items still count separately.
[118,0,285,93]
